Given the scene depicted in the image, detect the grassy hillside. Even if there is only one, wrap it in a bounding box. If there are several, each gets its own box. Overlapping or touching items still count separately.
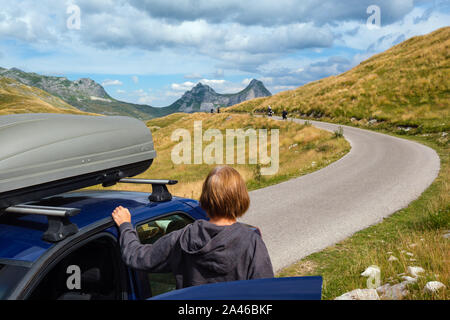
[98,112,350,199]
[0,68,173,119]
[67,97,172,120]
[0,76,95,115]
[279,131,449,300]
[228,27,449,134]
[225,27,450,300]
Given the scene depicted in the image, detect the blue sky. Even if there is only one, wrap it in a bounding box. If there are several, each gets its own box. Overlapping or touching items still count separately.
[0,0,449,107]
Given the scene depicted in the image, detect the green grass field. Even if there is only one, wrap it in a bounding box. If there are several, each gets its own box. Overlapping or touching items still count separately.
[277,128,449,300]
[98,112,350,199]
[226,27,449,300]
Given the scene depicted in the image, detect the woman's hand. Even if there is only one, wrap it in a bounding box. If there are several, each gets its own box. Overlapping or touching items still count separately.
[112,206,131,227]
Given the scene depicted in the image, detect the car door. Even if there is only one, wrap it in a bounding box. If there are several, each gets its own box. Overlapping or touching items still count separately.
[133,212,195,299]
[26,232,128,300]
[150,276,323,300]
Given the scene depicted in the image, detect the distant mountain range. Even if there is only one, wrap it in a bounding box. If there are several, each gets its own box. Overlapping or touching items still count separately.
[0,67,271,119]
[166,79,271,113]
[0,76,95,116]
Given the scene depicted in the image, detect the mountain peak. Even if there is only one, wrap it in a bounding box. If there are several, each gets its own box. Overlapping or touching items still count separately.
[169,79,271,113]
[244,79,271,97]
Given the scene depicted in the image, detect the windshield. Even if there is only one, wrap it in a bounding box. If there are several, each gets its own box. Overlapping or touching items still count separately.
[0,263,30,299]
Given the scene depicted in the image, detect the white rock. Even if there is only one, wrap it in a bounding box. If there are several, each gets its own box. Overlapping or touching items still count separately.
[408,266,425,278]
[335,289,380,300]
[424,281,446,293]
[388,255,398,262]
[401,276,417,284]
[376,283,391,295]
[380,282,410,300]
[443,233,450,239]
[406,252,414,256]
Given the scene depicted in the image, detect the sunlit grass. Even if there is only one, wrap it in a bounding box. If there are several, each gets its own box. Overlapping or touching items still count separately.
[94,112,350,199]
[277,131,449,300]
[0,77,97,116]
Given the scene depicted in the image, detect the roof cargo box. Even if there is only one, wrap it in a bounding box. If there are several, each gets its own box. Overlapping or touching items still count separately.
[0,113,156,208]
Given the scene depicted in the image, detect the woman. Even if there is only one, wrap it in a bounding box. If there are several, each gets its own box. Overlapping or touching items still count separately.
[112,166,274,289]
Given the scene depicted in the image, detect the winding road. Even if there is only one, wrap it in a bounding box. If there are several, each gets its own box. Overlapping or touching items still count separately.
[239,117,440,272]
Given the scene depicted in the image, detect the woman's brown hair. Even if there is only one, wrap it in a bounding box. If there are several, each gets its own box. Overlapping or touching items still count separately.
[199,166,250,220]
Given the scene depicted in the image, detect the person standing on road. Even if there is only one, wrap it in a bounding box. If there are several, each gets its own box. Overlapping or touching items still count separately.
[282,109,288,120]
[112,166,274,289]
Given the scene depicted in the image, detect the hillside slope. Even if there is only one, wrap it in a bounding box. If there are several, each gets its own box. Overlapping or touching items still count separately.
[0,68,169,119]
[229,27,450,133]
[0,76,96,115]
[1,68,272,120]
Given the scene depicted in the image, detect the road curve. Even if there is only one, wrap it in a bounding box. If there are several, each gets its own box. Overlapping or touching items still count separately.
[239,117,440,272]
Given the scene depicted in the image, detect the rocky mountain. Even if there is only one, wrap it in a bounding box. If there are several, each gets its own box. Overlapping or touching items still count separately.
[0,67,271,119]
[0,67,168,120]
[167,79,271,113]
[0,76,96,116]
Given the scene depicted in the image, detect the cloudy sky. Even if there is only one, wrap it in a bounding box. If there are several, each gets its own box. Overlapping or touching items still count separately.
[0,0,448,106]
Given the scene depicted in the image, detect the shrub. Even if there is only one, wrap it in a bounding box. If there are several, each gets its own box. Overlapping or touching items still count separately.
[334,126,344,138]
[253,163,262,183]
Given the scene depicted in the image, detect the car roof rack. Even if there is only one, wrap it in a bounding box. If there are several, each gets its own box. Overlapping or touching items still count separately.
[115,178,178,202]
[1,179,178,242]
[2,204,80,243]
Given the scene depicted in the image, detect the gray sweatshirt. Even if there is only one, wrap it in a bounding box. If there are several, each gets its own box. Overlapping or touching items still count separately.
[119,219,274,289]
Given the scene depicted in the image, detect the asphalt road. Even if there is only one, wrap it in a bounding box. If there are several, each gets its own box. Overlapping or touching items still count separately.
[239,117,440,272]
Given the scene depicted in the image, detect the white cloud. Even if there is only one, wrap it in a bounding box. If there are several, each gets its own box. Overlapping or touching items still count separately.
[0,0,448,103]
[137,95,157,104]
[171,81,196,91]
[129,0,416,26]
[184,73,202,79]
[101,79,123,86]
[200,79,226,87]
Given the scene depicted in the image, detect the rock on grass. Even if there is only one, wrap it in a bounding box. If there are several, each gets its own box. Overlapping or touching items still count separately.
[335,289,380,300]
[424,281,446,294]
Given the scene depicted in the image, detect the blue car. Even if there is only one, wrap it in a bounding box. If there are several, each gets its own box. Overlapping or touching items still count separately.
[0,187,322,300]
[0,114,322,300]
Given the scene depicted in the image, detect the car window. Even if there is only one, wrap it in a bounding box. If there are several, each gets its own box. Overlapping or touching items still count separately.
[0,263,30,299]
[27,236,124,300]
[136,213,193,298]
